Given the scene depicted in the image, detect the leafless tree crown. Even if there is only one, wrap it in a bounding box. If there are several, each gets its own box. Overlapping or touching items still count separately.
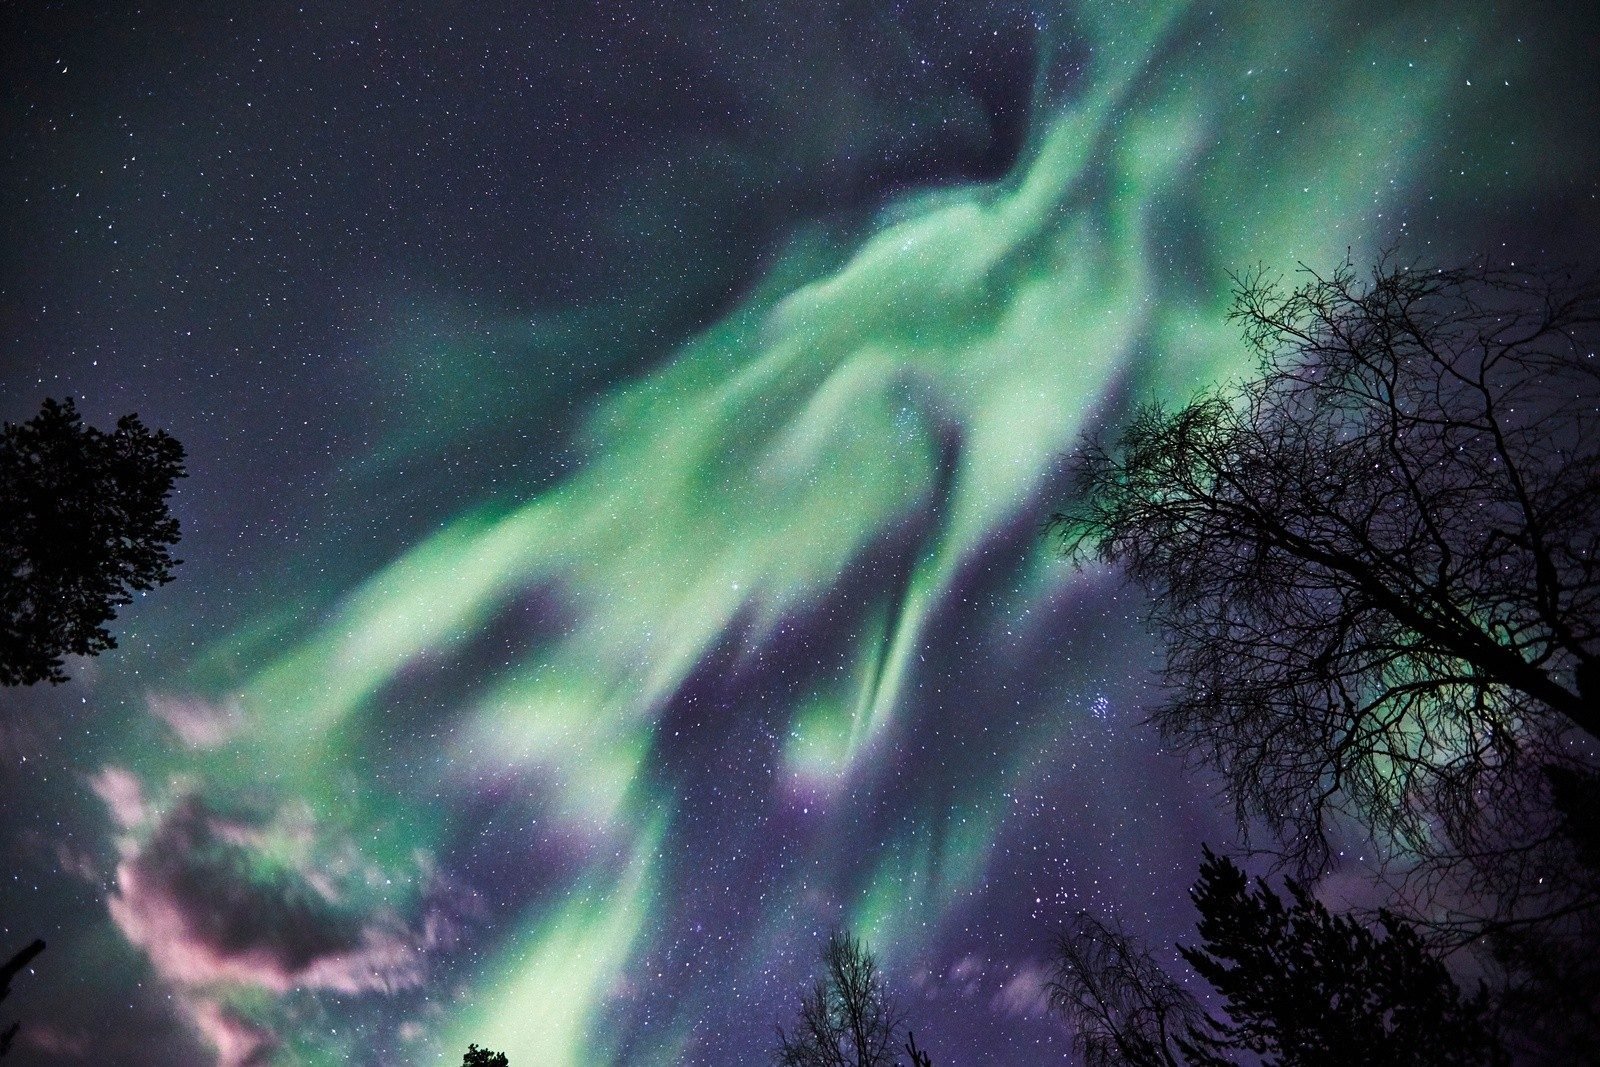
[1055,258,1600,891]
[1044,913,1202,1067]
[774,931,907,1067]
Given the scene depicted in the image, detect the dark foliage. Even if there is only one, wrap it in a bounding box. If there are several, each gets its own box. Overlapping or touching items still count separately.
[1479,765,1600,1062]
[1176,848,1504,1067]
[0,397,186,685]
[773,930,932,1067]
[1546,764,1600,873]
[0,940,45,1058]
[461,1043,510,1067]
[1045,854,1505,1067]
[1053,259,1600,896]
[1488,914,1600,1064]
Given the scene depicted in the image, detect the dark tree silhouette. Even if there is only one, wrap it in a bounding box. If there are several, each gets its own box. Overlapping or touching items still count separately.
[1177,848,1504,1067]
[1053,259,1600,890]
[1045,913,1203,1067]
[773,930,932,1067]
[0,939,45,1058]
[1045,853,1505,1067]
[1,397,185,686]
[461,1044,509,1067]
[1476,765,1600,1062]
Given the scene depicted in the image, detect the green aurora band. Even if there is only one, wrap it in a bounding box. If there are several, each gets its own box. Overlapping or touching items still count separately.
[80,2,1593,1062]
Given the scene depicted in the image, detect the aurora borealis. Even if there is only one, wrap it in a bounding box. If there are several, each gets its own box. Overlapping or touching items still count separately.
[3,2,1598,1063]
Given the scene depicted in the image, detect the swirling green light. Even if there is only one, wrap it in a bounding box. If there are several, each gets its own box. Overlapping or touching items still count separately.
[108,1,1563,1059]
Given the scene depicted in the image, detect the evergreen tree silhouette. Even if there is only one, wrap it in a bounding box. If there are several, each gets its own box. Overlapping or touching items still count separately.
[1,397,185,685]
[1176,848,1504,1067]
[461,1042,509,1067]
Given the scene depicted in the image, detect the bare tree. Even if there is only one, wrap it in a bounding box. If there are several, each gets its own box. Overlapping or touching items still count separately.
[1053,258,1600,923]
[774,931,923,1067]
[1044,913,1202,1067]
[0,940,44,1058]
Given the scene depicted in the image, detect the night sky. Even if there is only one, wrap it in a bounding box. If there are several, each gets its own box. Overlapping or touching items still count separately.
[3,2,1598,1064]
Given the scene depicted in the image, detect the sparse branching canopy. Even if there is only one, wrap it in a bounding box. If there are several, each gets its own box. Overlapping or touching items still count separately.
[1054,259,1600,882]
[1044,913,1203,1067]
[0,397,186,686]
[773,930,923,1067]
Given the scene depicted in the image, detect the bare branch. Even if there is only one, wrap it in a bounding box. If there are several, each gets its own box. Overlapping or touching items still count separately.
[1053,257,1600,936]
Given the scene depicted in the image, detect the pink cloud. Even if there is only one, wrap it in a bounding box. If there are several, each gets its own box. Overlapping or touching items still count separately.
[991,961,1052,1019]
[106,797,438,996]
[146,694,246,749]
[186,998,279,1067]
[19,1022,92,1058]
[91,766,148,829]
